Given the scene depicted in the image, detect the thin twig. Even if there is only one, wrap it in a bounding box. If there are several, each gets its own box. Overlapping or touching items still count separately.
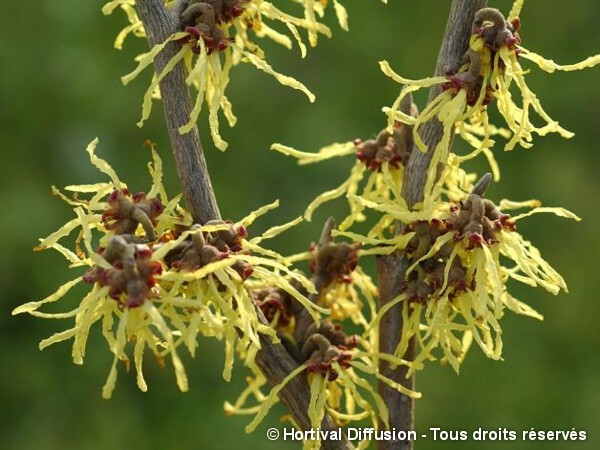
[293,217,337,343]
[137,0,220,224]
[402,0,488,206]
[377,2,487,450]
[137,2,352,448]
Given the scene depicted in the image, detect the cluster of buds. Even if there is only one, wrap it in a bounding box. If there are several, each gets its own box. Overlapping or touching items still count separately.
[299,321,357,381]
[403,174,515,302]
[177,0,247,53]
[309,240,360,286]
[448,191,515,248]
[444,8,521,106]
[166,220,253,280]
[473,7,520,51]
[102,189,164,241]
[403,220,471,303]
[83,187,165,308]
[253,220,363,381]
[254,286,296,327]
[83,236,162,308]
[355,95,418,170]
[354,127,407,171]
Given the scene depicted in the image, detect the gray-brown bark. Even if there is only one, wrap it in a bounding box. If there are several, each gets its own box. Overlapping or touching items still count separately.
[377,2,487,450]
[136,1,352,448]
[137,0,220,224]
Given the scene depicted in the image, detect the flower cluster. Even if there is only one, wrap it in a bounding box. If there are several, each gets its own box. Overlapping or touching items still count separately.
[382,5,600,158]
[227,228,421,448]
[363,173,579,374]
[272,93,419,234]
[102,0,372,150]
[12,139,324,397]
[267,0,586,382]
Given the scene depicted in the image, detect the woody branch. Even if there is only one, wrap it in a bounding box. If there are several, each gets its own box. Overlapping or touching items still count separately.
[136,1,352,448]
[376,2,487,450]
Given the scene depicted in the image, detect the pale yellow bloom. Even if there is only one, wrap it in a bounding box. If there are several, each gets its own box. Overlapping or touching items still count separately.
[272,141,409,233]
[380,0,600,171]
[227,345,420,450]
[13,139,327,396]
[365,191,579,374]
[106,0,373,150]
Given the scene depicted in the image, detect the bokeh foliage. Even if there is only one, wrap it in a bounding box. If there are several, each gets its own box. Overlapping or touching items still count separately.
[1,1,599,449]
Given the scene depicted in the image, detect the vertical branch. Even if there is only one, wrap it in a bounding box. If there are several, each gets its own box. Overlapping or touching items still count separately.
[137,0,220,224]
[377,2,486,450]
[137,2,352,448]
[376,252,413,440]
[402,0,488,206]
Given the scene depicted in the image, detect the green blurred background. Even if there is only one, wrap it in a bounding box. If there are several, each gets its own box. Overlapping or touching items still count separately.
[1,0,599,449]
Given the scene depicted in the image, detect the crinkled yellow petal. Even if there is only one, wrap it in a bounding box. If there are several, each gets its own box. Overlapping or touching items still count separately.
[238,199,280,226]
[245,363,308,432]
[101,0,134,16]
[134,334,148,392]
[207,51,229,151]
[121,32,187,86]
[503,292,544,320]
[179,42,209,135]
[72,287,107,364]
[332,0,349,31]
[519,48,600,74]
[304,179,351,221]
[137,46,189,128]
[34,217,81,252]
[343,365,389,428]
[350,360,421,398]
[498,198,542,210]
[39,327,78,351]
[508,0,524,19]
[85,138,122,189]
[285,22,307,58]
[145,303,189,393]
[64,182,111,194]
[271,141,355,165]
[235,44,315,102]
[365,293,405,336]
[13,278,82,315]
[347,194,434,222]
[256,22,293,49]
[159,258,236,282]
[251,216,303,244]
[511,206,581,222]
[379,61,446,89]
[146,146,168,201]
[308,373,328,430]
[102,310,128,399]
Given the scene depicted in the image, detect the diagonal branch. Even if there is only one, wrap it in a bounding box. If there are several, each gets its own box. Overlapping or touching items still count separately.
[377,2,487,450]
[136,0,220,224]
[136,1,352,448]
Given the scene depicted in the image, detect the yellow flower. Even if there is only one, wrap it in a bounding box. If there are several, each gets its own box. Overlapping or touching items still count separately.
[227,231,421,448]
[381,1,600,176]
[13,138,327,397]
[107,0,378,150]
[226,340,420,450]
[102,0,148,49]
[366,178,580,374]
[272,98,418,231]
